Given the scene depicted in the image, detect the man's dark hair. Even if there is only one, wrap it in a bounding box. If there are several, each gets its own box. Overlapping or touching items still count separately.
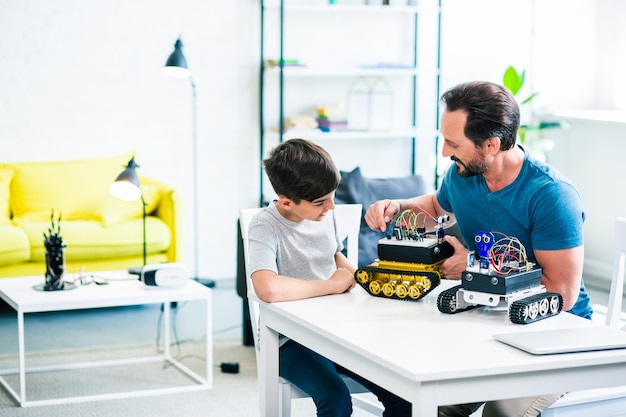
[440,81,520,150]
[263,138,340,204]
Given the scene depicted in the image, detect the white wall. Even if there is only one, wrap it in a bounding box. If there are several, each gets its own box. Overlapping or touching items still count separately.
[0,0,623,282]
[0,0,260,280]
[546,112,626,287]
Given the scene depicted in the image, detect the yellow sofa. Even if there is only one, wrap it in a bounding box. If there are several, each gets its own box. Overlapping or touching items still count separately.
[0,152,181,278]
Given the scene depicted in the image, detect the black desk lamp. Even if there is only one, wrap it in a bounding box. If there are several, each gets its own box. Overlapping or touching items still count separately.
[109,156,147,266]
[162,38,214,288]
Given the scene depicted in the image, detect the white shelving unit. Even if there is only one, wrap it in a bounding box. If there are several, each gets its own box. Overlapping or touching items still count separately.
[259,0,442,205]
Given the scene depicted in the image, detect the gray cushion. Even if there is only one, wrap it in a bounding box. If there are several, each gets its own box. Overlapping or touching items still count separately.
[335,167,427,268]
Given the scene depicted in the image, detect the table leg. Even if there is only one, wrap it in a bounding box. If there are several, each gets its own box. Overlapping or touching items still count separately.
[204,294,212,386]
[259,315,279,417]
[163,302,171,360]
[411,390,438,417]
[18,310,25,405]
[413,402,438,416]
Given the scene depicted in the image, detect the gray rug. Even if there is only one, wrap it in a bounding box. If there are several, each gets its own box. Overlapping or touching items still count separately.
[0,338,378,417]
[0,338,258,416]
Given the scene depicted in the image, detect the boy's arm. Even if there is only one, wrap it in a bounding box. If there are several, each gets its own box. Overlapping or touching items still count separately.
[251,268,355,303]
[334,251,356,275]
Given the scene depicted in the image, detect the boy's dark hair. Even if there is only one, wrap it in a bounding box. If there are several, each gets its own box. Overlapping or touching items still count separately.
[441,81,520,151]
[263,138,340,204]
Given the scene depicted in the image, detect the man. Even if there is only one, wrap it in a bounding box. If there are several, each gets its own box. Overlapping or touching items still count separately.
[365,81,592,417]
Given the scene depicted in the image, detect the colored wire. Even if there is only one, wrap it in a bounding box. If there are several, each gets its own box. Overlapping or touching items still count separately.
[486,232,531,273]
[410,204,437,222]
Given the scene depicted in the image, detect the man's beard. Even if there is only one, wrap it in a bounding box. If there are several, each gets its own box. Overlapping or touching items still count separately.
[452,156,489,178]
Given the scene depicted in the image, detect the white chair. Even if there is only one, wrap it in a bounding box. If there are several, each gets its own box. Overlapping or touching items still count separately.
[541,217,626,417]
[239,204,383,417]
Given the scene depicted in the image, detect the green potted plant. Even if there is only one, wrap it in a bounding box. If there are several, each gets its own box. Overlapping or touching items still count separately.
[502,66,567,162]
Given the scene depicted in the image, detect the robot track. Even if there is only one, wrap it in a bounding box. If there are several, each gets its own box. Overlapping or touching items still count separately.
[509,292,563,324]
[436,284,480,314]
[355,264,442,301]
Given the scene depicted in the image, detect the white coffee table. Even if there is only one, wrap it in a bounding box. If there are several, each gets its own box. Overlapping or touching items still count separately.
[0,272,212,407]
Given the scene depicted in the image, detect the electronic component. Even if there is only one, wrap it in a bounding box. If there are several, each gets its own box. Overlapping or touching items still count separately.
[437,232,563,324]
[131,263,189,288]
[355,207,453,301]
[220,361,240,374]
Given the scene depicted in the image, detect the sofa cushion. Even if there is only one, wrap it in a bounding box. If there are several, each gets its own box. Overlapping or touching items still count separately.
[17,217,171,262]
[100,181,161,227]
[10,151,137,223]
[0,224,30,266]
[0,165,12,225]
[335,167,428,267]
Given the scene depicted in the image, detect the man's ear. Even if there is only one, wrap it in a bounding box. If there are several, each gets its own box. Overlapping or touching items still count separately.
[484,136,501,154]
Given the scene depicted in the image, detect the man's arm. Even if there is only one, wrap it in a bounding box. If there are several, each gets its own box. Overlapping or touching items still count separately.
[535,245,584,311]
[364,192,455,233]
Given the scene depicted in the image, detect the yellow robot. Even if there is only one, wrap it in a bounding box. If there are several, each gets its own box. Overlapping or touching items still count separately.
[355,210,453,301]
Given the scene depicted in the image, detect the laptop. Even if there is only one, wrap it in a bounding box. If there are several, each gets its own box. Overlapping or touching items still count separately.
[493,326,626,355]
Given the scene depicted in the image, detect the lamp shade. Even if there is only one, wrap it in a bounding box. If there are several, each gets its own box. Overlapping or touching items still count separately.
[110,157,141,201]
[161,38,191,79]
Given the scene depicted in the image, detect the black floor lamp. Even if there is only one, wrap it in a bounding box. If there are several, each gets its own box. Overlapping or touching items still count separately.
[110,156,147,267]
[162,38,215,288]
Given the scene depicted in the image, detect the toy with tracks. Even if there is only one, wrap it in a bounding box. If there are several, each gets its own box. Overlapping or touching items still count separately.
[355,207,453,301]
[436,231,563,324]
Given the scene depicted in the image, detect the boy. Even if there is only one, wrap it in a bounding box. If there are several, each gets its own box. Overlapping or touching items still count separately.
[248,138,410,417]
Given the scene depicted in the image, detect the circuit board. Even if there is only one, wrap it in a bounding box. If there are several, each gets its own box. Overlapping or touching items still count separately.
[461,266,542,295]
[377,237,454,264]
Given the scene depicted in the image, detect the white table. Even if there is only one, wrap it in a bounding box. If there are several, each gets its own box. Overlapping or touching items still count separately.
[0,272,212,407]
[257,280,626,416]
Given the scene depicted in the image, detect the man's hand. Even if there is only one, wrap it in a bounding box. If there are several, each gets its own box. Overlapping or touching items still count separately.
[441,235,470,280]
[329,267,356,293]
[365,199,400,232]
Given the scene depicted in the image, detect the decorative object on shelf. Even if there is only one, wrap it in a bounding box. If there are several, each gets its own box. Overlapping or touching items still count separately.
[161,38,215,288]
[284,115,318,131]
[110,156,147,266]
[316,103,348,132]
[502,65,567,162]
[33,210,75,291]
[265,58,304,68]
[367,0,407,5]
[347,76,392,131]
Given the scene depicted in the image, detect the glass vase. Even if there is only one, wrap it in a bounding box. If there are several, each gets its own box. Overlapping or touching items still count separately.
[44,249,66,291]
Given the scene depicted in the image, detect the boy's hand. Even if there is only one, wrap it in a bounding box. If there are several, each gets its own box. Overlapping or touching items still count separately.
[329,267,356,293]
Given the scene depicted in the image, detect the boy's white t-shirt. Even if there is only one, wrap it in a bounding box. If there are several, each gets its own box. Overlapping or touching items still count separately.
[248,202,343,281]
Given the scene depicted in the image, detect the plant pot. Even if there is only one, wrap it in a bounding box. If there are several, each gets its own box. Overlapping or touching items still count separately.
[44,249,66,291]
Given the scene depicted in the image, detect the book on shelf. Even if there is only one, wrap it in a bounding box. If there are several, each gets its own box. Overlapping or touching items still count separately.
[265,58,305,68]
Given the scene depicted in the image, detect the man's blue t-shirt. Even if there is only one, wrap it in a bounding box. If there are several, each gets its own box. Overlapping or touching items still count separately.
[437,146,592,319]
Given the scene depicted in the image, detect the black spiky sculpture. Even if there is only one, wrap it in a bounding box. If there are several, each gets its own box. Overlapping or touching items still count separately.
[43,210,67,291]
